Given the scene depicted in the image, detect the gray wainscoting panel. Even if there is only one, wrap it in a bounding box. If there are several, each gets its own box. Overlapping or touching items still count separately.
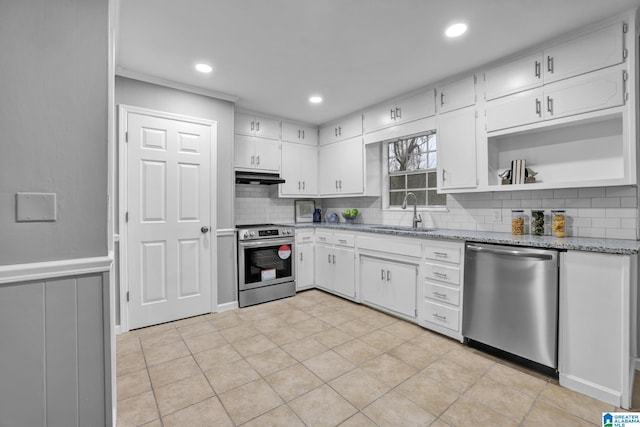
[0,282,46,427]
[77,274,106,426]
[0,272,109,427]
[46,278,80,426]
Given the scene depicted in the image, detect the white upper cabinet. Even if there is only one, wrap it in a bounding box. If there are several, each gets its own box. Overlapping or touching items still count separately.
[363,89,436,134]
[543,22,624,84]
[318,136,364,195]
[485,53,544,101]
[437,75,476,114]
[279,142,318,196]
[234,134,280,172]
[281,121,318,146]
[319,114,362,145]
[235,113,281,140]
[484,22,625,101]
[437,106,477,191]
[486,68,625,132]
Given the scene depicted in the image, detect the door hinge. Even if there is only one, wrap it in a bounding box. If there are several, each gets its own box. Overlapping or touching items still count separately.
[623,22,628,33]
[125,131,128,143]
[126,291,130,302]
[125,212,129,222]
[623,70,629,81]
[623,48,628,59]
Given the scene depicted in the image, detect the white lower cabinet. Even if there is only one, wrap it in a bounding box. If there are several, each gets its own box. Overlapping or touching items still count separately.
[559,251,636,408]
[314,232,356,299]
[418,240,465,342]
[360,255,418,319]
[295,231,314,291]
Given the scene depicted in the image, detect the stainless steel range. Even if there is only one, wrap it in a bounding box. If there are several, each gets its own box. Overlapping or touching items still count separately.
[237,224,296,307]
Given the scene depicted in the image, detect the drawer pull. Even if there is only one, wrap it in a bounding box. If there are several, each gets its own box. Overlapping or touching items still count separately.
[432,313,447,322]
[433,251,449,258]
[433,291,447,299]
[338,239,347,244]
[433,271,448,278]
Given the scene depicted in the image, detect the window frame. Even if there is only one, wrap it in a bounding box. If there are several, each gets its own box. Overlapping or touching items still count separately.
[381,131,448,211]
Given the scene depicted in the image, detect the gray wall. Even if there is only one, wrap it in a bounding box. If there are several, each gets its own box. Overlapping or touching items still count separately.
[0,0,109,266]
[115,76,237,305]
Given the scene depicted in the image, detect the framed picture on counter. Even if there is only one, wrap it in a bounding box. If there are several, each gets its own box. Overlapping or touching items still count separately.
[294,200,315,223]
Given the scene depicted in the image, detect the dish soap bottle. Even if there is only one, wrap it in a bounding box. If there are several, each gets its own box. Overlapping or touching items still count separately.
[313,208,322,223]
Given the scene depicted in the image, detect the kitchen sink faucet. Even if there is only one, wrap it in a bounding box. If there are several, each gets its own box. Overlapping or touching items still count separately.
[402,192,422,228]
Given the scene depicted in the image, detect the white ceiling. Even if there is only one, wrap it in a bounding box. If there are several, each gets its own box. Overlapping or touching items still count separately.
[116,0,640,125]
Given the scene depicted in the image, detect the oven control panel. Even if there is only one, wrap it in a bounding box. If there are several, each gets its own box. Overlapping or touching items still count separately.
[237,225,295,240]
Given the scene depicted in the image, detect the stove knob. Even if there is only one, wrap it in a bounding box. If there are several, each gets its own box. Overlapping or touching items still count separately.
[243,231,250,238]
[287,229,293,235]
[250,231,255,237]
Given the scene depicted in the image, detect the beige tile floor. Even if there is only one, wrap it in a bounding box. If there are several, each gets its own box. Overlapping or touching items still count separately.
[116,289,628,426]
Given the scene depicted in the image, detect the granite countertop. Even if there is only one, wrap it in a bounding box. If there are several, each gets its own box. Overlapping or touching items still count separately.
[295,222,640,255]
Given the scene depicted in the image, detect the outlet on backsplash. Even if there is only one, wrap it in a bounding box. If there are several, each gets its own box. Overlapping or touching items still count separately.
[490,209,502,223]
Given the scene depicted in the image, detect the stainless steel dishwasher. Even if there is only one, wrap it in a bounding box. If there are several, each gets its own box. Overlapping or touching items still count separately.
[462,243,559,369]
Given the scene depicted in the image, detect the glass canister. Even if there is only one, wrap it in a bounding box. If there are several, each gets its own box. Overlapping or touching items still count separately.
[531,209,545,236]
[551,210,566,237]
[511,210,525,235]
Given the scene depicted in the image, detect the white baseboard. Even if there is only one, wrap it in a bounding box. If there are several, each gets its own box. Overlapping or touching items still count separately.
[0,256,112,285]
[559,373,622,408]
[217,301,238,312]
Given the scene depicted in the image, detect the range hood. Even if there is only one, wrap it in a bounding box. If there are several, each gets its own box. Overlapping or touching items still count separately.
[235,171,285,185]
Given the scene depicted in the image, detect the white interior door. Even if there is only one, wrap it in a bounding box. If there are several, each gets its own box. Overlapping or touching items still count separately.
[126,111,213,329]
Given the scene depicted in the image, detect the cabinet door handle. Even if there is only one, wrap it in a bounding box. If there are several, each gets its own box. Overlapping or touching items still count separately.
[335,180,339,190]
[535,98,541,116]
[534,60,541,78]
[298,181,301,190]
[395,107,401,119]
[332,255,336,264]
[442,168,446,183]
[302,181,305,190]
[251,155,255,165]
[390,108,395,120]
[547,96,553,115]
[251,121,255,131]
[338,126,342,136]
[300,252,303,261]
[440,92,445,107]
[338,180,342,190]
[302,130,305,139]
[328,254,332,263]
[256,121,260,132]
[547,55,554,73]
[335,127,338,137]
[256,155,260,165]
[381,269,385,280]
[298,130,301,138]
[386,270,391,281]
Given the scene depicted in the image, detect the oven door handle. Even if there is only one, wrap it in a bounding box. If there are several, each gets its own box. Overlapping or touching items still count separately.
[238,238,295,248]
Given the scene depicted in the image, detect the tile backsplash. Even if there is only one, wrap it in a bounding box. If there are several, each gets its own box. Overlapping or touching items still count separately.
[235,184,639,240]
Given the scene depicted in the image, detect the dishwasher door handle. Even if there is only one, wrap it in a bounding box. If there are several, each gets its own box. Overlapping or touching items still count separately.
[467,244,554,260]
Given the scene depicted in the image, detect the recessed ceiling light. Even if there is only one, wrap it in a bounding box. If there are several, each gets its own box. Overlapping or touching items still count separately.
[309,96,323,104]
[195,63,213,73]
[445,22,468,38]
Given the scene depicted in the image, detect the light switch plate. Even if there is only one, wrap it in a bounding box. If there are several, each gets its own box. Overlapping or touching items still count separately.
[16,192,57,222]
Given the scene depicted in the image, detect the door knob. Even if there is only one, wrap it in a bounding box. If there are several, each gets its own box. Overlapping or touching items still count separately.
[201,226,210,234]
